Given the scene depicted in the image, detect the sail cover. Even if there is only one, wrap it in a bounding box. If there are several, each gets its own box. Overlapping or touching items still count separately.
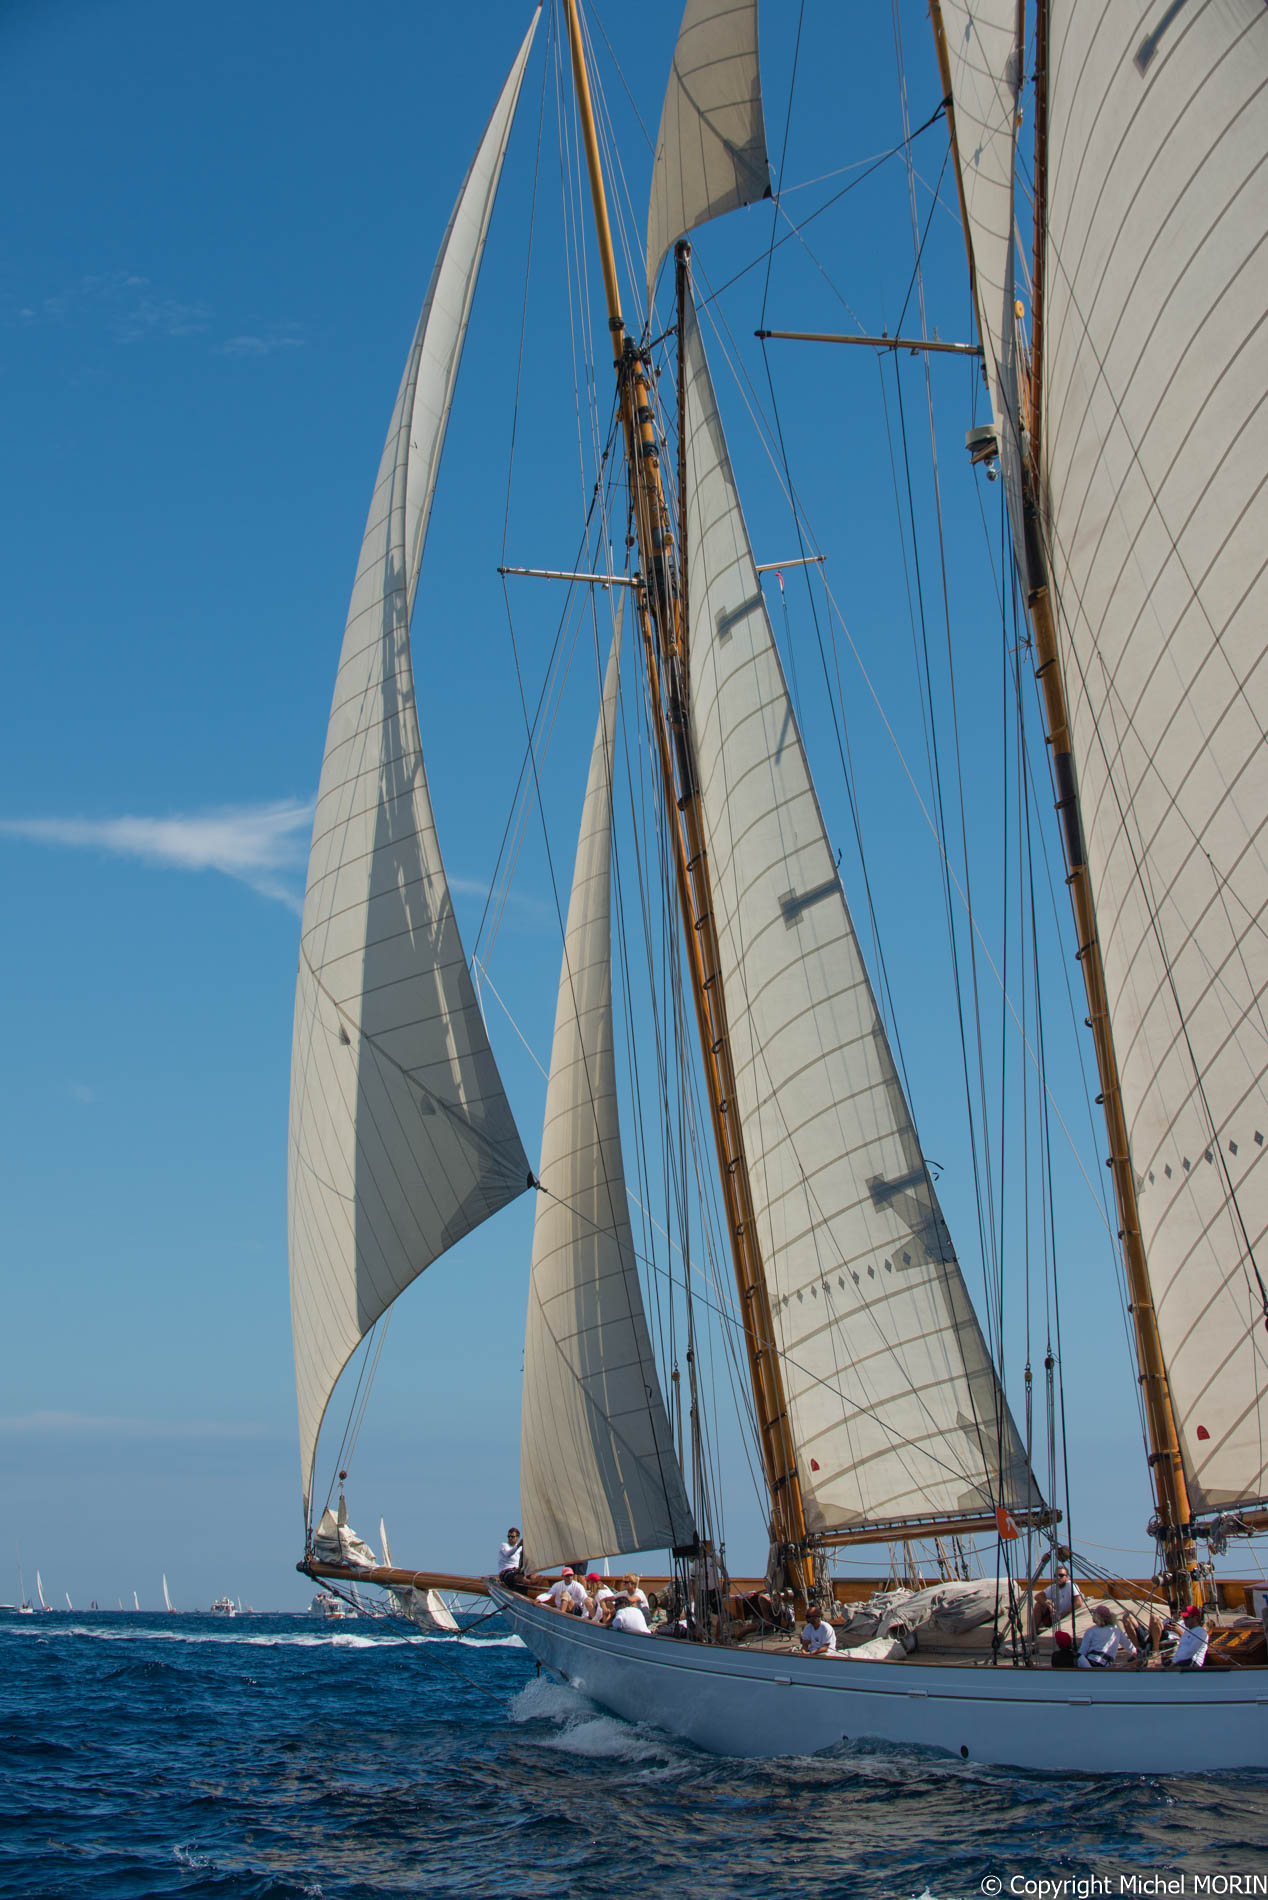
[1043,0,1268,1514]
[934,0,1030,587]
[520,619,696,1570]
[682,293,1040,1536]
[646,0,770,300]
[289,16,538,1517]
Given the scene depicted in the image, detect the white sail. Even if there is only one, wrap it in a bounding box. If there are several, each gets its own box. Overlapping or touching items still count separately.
[520,619,696,1570]
[162,1574,173,1613]
[1043,0,1268,1513]
[289,18,538,1517]
[646,0,770,299]
[934,0,1030,583]
[36,1570,47,1611]
[682,293,1039,1536]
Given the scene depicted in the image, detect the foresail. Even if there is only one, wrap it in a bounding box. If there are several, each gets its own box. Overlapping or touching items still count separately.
[289,17,538,1519]
[520,617,696,1570]
[1043,0,1268,1515]
[933,0,1030,586]
[646,0,770,301]
[682,294,1040,1537]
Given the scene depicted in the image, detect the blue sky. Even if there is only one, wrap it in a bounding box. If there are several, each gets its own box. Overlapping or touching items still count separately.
[0,0,1172,1611]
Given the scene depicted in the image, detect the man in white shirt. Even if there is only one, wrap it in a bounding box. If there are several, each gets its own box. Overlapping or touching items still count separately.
[1078,1604,1137,1669]
[1032,1564,1084,1634]
[1168,1607,1210,1669]
[800,1606,837,1656]
[497,1527,524,1584]
[610,1594,651,1635]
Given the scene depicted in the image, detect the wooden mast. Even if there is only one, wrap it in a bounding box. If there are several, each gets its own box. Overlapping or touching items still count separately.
[929,0,1197,1610]
[562,0,812,1600]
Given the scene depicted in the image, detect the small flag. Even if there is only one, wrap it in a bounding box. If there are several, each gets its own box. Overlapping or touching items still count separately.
[995,1506,1019,1540]
[1196,1425,1210,1440]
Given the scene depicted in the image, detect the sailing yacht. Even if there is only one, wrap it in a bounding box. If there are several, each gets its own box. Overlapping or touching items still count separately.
[289,0,1268,1772]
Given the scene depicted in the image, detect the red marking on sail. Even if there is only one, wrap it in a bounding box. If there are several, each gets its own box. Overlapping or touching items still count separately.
[1196,1425,1210,1440]
[810,1458,820,1470]
[995,1506,1019,1540]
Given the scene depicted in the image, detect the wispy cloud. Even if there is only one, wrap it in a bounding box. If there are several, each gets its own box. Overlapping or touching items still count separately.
[215,328,305,359]
[0,799,314,911]
[10,273,303,355]
[0,1411,270,1442]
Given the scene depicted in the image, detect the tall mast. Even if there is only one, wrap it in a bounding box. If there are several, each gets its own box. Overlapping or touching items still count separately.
[929,0,1196,1609]
[562,0,812,1599]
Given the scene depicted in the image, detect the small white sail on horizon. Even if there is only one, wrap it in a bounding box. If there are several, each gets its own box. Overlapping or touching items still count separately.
[289,13,539,1519]
[162,1574,174,1613]
[521,617,697,1570]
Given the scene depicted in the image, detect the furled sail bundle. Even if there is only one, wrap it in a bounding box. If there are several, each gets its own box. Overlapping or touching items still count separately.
[932,0,1030,585]
[646,0,770,300]
[288,16,538,1518]
[681,292,1040,1536]
[1042,0,1268,1515]
[521,620,696,1569]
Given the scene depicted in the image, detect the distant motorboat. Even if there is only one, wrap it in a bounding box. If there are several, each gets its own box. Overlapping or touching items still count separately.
[210,1597,236,1616]
[309,1592,351,1620]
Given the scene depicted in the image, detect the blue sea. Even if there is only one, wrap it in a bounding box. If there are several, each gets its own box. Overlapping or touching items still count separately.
[3,1609,1267,1899]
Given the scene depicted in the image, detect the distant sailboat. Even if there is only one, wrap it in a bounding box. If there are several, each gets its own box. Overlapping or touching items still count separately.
[64,1593,72,1611]
[16,1551,33,1615]
[162,1575,175,1614]
[132,1591,140,1612]
[35,1571,50,1613]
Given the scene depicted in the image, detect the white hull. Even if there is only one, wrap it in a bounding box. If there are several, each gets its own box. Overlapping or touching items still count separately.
[492,1586,1268,1775]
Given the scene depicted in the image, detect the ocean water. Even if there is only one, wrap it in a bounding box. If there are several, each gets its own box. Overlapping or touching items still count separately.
[3,1610,1267,1899]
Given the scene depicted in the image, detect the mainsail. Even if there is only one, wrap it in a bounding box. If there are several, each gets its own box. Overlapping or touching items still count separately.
[682,292,1040,1536]
[520,619,696,1569]
[646,0,770,300]
[932,0,1030,584]
[288,18,538,1517]
[1042,0,1268,1513]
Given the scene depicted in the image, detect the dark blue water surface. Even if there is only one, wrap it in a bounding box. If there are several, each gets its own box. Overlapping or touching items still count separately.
[3,1610,1267,1899]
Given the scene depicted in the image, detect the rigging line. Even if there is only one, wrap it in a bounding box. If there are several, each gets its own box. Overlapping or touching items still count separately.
[891,360,1002,1336]
[745,317,924,1163]
[1018,668,1146,1446]
[759,0,808,328]
[892,68,1005,1332]
[891,145,952,339]
[533,1182,995,1495]
[695,99,948,314]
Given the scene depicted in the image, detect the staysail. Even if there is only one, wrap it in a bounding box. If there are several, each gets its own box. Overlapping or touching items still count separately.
[646,0,770,300]
[1042,0,1268,1514]
[521,617,696,1569]
[933,0,1030,585]
[288,17,538,1518]
[682,292,1040,1536]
